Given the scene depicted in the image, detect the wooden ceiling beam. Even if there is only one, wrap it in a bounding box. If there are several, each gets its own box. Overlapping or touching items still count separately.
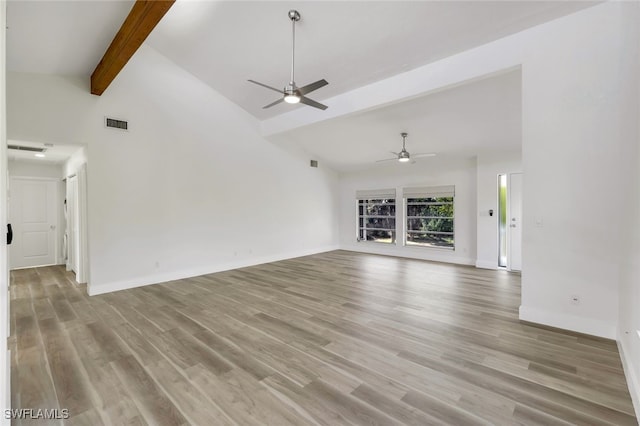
[91,0,175,96]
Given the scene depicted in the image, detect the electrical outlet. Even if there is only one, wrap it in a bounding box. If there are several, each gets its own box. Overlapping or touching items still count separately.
[570,295,580,305]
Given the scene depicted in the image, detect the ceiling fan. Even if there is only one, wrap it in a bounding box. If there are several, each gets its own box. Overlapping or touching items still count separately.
[376,133,436,163]
[248,10,328,110]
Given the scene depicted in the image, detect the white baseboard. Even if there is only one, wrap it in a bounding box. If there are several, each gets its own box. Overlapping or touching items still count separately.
[518,305,617,339]
[617,331,640,420]
[88,245,339,296]
[475,260,498,270]
[339,244,475,266]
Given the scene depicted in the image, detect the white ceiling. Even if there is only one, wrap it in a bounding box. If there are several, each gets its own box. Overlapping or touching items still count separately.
[5,1,592,170]
[8,140,83,164]
[270,69,522,172]
[6,1,595,120]
[146,0,596,120]
[6,0,134,75]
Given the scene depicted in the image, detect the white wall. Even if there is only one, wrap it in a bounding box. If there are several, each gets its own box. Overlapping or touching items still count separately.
[7,160,65,264]
[8,160,61,179]
[518,2,636,339]
[7,45,340,295]
[338,156,476,265]
[475,150,521,269]
[63,146,87,178]
[617,0,640,416]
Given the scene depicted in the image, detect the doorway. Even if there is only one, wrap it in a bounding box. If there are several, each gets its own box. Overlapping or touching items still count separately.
[497,172,522,271]
[8,177,58,269]
[7,143,89,283]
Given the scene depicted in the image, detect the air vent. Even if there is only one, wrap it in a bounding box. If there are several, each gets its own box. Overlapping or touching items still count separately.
[8,145,46,153]
[310,160,318,168]
[105,117,128,130]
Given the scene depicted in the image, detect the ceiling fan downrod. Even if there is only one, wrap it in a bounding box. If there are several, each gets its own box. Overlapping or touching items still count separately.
[288,10,300,87]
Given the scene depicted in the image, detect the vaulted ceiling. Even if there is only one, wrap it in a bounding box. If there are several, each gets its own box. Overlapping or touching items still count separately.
[147,1,595,120]
[5,1,598,169]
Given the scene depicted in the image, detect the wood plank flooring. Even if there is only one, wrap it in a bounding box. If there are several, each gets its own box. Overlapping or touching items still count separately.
[9,250,637,425]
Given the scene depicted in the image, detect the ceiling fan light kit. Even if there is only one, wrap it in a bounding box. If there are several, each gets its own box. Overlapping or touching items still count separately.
[248,10,328,110]
[284,91,301,104]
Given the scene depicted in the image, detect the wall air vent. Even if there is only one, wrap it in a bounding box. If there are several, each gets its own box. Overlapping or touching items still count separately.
[105,117,128,130]
[7,145,46,153]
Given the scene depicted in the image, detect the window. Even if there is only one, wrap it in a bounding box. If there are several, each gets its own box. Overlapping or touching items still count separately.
[404,186,455,249]
[498,174,507,267]
[356,189,396,244]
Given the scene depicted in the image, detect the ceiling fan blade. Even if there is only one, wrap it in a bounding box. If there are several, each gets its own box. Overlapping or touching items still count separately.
[375,158,398,163]
[298,79,328,96]
[299,96,328,110]
[263,98,285,109]
[412,153,437,158]
[248,79,283,94]
[390,151,399,156]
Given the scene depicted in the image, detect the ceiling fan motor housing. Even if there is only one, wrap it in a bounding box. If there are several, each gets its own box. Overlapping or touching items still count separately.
[288,10,300,21]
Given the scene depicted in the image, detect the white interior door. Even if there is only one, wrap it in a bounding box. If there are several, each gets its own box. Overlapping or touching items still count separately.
[9,178,57,269]
[508,173,523,271]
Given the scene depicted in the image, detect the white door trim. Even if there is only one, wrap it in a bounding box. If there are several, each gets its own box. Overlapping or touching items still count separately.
[507,172,523,272]
[1,4,11,415]
[77,164,89,284]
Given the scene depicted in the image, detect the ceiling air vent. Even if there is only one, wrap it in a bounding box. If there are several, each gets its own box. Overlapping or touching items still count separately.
[105,117,128,130]
[8,145,46,153]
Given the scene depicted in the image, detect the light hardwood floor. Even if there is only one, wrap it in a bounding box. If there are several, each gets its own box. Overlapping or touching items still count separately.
[9,250,637,425]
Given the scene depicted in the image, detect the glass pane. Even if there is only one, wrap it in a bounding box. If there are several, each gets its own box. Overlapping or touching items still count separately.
[358,197,396,243]
[407,204,452,217]
[365,203,395,216]
[407,218,453,233]
[365,217,395,230]
[498,174,507,267]
[365,230,395,244]
[406,232,454,248]
[407,197,453,203]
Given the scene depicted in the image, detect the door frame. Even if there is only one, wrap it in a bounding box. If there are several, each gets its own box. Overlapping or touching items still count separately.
[64,164,89,285]
[8,176,60,270]
[507,172,523,272]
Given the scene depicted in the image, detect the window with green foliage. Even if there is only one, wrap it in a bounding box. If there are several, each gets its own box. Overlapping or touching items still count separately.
[498,174,507,267]
[403,186,455,249]
[357,198,396,243]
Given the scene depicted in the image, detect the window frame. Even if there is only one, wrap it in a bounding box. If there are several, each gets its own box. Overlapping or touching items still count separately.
[403,188,455,250]
[356,196,397,245]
